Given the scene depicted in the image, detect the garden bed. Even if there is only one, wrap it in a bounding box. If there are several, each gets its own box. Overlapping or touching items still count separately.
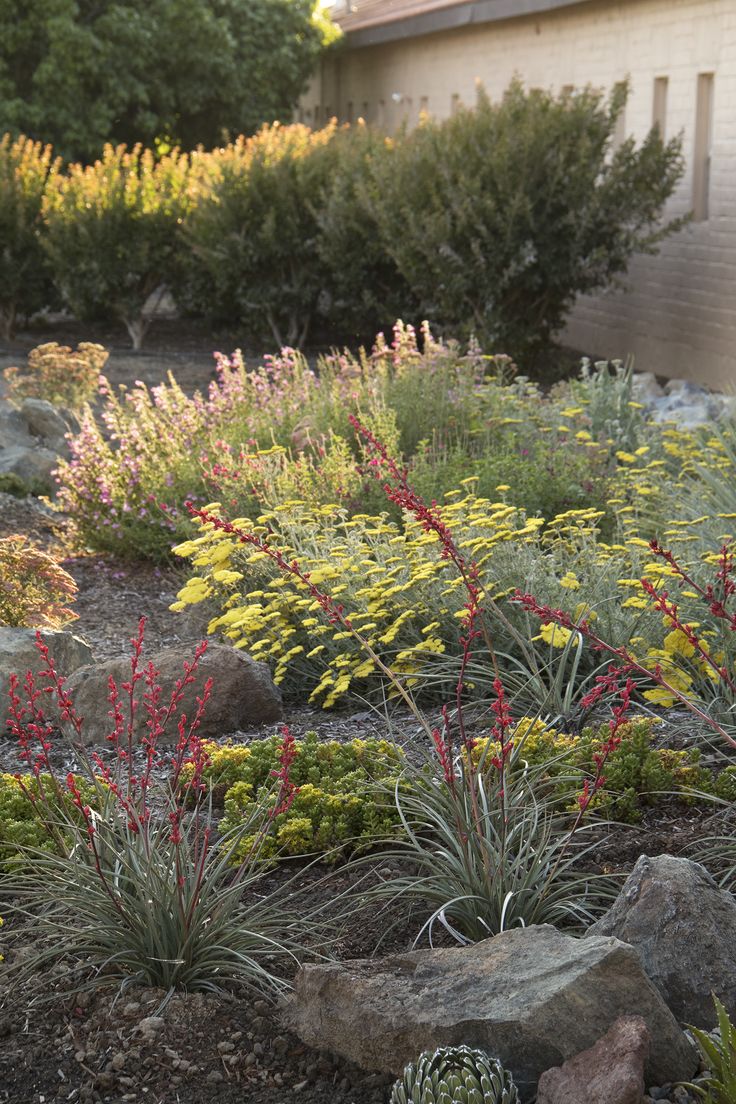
[2,327,736,1104]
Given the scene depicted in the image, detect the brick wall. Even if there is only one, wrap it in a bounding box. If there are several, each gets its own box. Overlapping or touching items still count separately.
[306,0,736,387]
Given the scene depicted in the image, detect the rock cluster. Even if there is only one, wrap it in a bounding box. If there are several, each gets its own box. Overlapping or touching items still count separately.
[0,396,77,488]
[633,372,736,427]
[285,855,736,1100]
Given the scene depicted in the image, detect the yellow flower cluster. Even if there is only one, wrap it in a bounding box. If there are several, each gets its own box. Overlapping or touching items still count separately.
[170,409,736,712]
[173,494,548,705]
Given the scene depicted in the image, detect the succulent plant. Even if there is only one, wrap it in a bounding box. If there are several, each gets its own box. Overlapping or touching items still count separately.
[390,1045,520,1104]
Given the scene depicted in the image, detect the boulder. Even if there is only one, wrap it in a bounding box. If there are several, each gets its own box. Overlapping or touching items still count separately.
[632,372,664,400]
[0,628,94,735]
[282,925,696,1096]
[0,405,33,449]
[588,854,736,1029]
[63,642,283,744]
[0,443,60,484]
[536,1015,650,1104]
[19,398,76,447]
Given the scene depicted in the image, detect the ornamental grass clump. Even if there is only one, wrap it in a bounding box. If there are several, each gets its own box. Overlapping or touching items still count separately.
[4,621,313,1002]
[515,538,736,749]
[0,535,77,628]
[3,341,108,409]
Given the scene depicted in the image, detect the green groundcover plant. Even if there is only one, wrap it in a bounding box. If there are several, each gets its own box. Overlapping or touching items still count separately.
[196,730,405,864]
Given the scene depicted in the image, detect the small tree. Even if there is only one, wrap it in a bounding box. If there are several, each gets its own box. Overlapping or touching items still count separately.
[0,134,59,339]
[180,123,336,347]
[42,144,190,349]
[364,81,686,363]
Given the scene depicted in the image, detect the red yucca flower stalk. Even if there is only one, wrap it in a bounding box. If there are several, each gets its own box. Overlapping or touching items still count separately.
[514,536,736,751]
[7,622,302,898]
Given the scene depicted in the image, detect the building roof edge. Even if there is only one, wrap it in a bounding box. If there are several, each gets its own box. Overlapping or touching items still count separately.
[340,0,597,47]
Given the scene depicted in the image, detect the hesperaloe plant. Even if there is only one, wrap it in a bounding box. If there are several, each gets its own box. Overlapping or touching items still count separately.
[4,619,315,1006]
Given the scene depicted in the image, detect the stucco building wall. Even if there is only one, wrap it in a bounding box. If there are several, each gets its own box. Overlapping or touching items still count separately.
[304,0,736,387]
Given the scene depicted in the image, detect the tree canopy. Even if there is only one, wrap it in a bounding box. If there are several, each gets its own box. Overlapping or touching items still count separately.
[0,0,337,161]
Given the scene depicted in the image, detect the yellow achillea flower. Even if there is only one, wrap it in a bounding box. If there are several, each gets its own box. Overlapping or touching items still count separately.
[559,572,580,590]
[535,623,580,649]
[663,626,697,659]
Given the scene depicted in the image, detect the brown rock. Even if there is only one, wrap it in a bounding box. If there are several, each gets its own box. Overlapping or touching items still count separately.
[0,628,94,734]
[537,1015,650,1104]
[63,641,282,744]
[282,925,696,1097]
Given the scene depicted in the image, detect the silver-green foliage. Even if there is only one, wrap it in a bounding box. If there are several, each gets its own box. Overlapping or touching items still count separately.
[390,1046,519,1104]
[683,996,736,1104]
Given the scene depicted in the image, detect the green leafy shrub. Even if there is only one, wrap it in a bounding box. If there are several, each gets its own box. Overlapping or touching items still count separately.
[364,81,685,363]
[209,731,405,862]
[316,123,414,338]
[180,123,337,346]
[407,428,614,527]
[0,134,60,339]
[4,341,107,408]
[42,144,191,349]
[0,535,77,628]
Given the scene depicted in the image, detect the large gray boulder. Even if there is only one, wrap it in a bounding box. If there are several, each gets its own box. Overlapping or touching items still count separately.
[63,642,283,744]
[588,854,736,1029]
[0,405,33,449]
[0,443,60,483]
[282,925,696,1096]
[0,628,94,735]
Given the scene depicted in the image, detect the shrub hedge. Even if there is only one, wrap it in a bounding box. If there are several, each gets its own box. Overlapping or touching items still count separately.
[0,78,684,357]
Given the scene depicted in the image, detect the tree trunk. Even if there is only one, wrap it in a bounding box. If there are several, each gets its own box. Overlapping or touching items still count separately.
[0,303,16,343]
[123,314,148,352]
